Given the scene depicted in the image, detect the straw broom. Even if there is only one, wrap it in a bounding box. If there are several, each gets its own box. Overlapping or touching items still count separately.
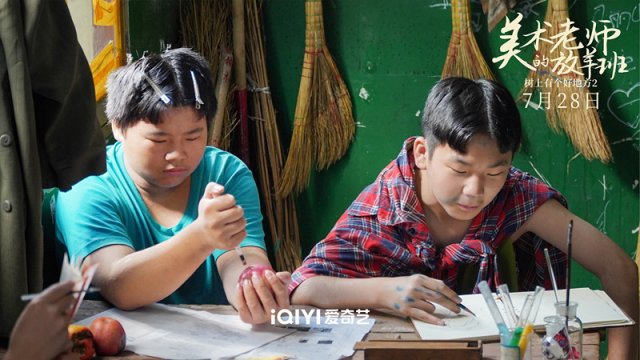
[279,0,355,197]
[520,0,612,162]
[277,2,317,197]
[442,0,495,80]
[311,1,355,171]
[245,0,302,271]
[180,0,227,71]
[314,48,355,170]
[218,83,240,151]
[180,0,237,151]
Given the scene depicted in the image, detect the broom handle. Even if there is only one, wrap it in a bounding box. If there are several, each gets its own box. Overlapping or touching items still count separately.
[211,50,233,147]
[306,0,325,50]
[550,0,567,12]
[456,0,472,33]
[232,0,251,165]
[232,0,247,90]
[451,0,458,32]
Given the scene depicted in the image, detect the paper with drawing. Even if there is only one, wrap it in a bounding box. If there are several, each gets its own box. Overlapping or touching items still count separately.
[77,305,375,359]
[412,287,633,341]
[238,317,375,360]
[77,304,295,359]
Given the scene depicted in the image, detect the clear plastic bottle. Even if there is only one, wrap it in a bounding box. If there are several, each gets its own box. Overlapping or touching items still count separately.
[541,315,567,359]
[554,301,583,360]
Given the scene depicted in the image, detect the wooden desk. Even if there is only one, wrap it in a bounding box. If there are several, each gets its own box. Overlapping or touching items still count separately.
[348,308,601,360]
[2,301,600,359]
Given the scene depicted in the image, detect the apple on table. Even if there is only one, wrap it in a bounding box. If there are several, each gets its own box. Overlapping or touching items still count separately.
[89,317,126,356]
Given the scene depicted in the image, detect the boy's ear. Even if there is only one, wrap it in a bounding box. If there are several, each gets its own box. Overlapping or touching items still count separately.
[413,137,429,170]
[111,122,124,141]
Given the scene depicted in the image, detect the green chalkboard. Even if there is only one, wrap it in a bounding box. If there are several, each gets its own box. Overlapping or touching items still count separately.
[261,0,639,293]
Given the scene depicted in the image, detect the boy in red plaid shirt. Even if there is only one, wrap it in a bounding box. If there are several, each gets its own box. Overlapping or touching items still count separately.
[290,77,637,359]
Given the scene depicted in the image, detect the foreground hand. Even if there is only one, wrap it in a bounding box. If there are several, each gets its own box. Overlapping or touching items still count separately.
[5,281,76,360]
[385,274,461,325]
[236,270,291,324]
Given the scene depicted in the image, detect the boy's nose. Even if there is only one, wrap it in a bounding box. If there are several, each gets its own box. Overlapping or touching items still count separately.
[165,148,187,162]
[463,175,484,197]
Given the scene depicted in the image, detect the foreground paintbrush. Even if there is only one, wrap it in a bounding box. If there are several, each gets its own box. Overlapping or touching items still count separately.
[21,286,100,302]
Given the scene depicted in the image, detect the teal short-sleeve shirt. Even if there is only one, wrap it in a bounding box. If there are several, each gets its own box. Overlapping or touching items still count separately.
[55,142,265,304]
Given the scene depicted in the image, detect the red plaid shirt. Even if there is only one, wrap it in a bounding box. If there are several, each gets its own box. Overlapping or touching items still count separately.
[291,137,567,294]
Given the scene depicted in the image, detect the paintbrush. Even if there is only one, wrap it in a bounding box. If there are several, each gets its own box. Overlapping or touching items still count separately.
[457,302,477,317]
[431,290,476,317]
[21,287,101,302]
[566,220,573,307]
[439,291,476,317]
[235,245,247,266]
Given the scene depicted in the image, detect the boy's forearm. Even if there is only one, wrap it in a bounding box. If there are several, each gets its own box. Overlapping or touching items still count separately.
[607,327,638,360]
[601,257,639,359]
[291,276,393,310]
[96,225,213,309]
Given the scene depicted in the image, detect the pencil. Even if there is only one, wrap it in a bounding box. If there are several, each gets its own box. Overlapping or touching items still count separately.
[20,287,101,302]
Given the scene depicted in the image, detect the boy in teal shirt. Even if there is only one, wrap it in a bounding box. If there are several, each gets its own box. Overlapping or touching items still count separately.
[56,48,288,324]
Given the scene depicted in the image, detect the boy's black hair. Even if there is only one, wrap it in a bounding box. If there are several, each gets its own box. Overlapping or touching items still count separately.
[106,48,216,131]
[421,77,521,157]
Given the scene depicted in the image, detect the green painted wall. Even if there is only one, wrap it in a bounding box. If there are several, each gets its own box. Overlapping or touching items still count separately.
[125,0,181,57]
[126,0,639,293]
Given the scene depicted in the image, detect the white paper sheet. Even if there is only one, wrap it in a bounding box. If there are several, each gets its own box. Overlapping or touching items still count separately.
[412,299,500,341]
[77,304,295,359]
[525,288,633,327]
[237,317,376,360]
[411,287,634,341]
